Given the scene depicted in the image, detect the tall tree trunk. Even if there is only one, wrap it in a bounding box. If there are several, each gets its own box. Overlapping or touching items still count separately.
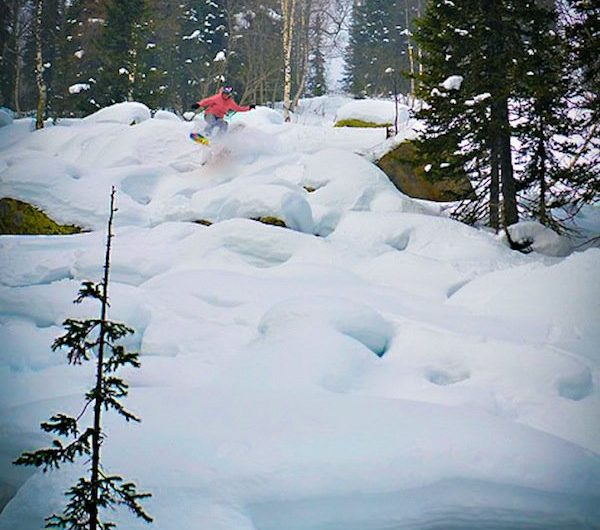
[11,1,21,113]
[536,116,548,223]
[405,3,415,104]
[498,98,518,226]
[416,0,423,80]
[489,142,500,231]
[281,0,296,122]
[484,0,518,227]
[14,54,21,113]
[34,0,47,129]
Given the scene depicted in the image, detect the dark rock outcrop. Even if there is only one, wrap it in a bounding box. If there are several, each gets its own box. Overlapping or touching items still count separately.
[377,142,474,202]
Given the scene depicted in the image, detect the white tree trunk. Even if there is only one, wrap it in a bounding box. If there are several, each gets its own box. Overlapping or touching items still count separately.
[405,3,415,108]
[281,0,296,122]
[34,0,47,129]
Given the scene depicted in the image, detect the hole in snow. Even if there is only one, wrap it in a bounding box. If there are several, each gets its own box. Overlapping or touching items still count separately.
[303,183,325,193]
[446,278,472,298]
[341,330,389,358]
[120,172,161,205]
[385,232,411,252]
[557,369,593,401]
[425,367,470,386]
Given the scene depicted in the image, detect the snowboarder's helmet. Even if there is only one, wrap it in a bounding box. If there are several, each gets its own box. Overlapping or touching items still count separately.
[223,86,234,95]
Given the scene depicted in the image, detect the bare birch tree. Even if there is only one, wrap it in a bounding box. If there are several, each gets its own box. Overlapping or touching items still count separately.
[34,0,47,128]
[281,0,297,121]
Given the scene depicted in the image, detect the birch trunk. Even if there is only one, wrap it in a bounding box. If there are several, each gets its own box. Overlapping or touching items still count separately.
[405,4,415,107]
[281,0,296,122]
[11,1,22,113]
[34,0,47,129]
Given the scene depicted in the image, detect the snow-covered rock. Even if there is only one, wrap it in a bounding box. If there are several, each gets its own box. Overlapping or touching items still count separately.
[84,102,151,125]
[335,99,410,125]
[153,110,181,122]
[502,220,573,257]
[233,105,284,127]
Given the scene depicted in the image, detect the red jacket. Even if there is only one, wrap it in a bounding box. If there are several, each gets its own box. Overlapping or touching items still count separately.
[197,89,250,119]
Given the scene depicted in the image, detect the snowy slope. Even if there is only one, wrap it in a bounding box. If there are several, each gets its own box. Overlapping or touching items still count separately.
[0,101,599,529]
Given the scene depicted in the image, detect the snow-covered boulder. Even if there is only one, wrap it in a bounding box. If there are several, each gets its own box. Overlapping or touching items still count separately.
[335,99,410,127]
[0,108,13,128]
[83,102,151,125]
[153,110,181,122]
[190,181,314,233]
[233,106,284,127]
[377,141,474,202]
[503,221,572,257]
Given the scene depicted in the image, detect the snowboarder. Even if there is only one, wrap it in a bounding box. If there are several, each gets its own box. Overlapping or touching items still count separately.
[191,86,255,138]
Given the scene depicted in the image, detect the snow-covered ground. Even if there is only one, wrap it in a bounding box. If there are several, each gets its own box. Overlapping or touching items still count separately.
[0,100,599,529]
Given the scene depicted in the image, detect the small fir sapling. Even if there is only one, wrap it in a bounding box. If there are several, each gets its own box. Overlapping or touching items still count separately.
[14,187,152,530]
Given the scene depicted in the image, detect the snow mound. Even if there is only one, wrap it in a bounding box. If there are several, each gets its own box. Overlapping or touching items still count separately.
[259,296,394,357]
[448,248,600,360]
[503,220,573,257]
[153,110,181,122]
[364,119,423,162]
[233,106,284,127]
[0,108,13,128]
[300,149,433,235]
[84,102,151,125]
[335,99,410,125]
[191,181,314,233]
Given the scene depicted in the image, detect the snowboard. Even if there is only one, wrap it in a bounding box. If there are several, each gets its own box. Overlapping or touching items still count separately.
[189,131,210,145]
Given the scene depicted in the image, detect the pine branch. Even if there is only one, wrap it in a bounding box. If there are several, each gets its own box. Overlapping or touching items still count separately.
[52,319,101,364]
[98,473,153,524]
[75,281,105,305]
[14,427,94,472]
[103,321,134,342]
[105,346,141,372]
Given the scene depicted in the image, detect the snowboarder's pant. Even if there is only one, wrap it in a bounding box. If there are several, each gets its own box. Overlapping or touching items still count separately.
[204,113,228,137]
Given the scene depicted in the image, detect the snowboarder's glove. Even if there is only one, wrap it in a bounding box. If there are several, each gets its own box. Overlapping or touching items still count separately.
[249,104,256,110]
[191,103,201,110]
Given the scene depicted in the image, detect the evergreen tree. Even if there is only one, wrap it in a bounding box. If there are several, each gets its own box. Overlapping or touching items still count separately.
[559,0,600,217]
[95,0,160,107]
[14,188,152,530]
[415,0,598,233]
[414,0,561,230]
[53,0,107,116]
[143,1,185,110]
[307,12,327,97]
[1,1,36,111]
[39,0,66,115]
[177,0,228,107]
[345,0,412,96]
[511,3,591,230]
[0,1,14,107]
